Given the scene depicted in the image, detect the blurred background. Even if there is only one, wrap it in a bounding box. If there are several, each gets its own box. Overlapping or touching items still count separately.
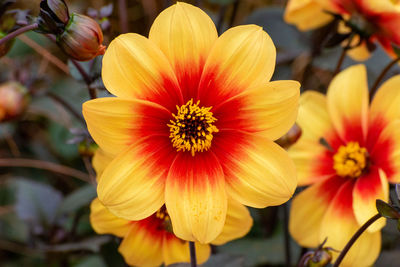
[0,0,399,266]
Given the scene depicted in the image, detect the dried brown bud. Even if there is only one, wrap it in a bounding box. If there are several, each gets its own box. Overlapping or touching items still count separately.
[57,13,106,61]
[0,81,30,122]
[38,0,69,34]
[276,123,302,149]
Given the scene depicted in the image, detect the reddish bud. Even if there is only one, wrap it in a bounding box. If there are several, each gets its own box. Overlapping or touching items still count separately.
[57,13,106,61]
[0,81,30,122]
[276,123,302,149]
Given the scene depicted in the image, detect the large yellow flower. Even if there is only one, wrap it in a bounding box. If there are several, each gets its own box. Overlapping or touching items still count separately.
[289,64,400,266]
[284,0,400,59]
[90,149,253,267]
[83,2,299,243]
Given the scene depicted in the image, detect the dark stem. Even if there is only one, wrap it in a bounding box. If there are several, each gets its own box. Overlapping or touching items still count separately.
[370,57,400,100]
[46,92,85,125]
[216,5,227,34]
[118,0,129,33]
[228,0,240,28]
[283,203,292,267]
[0,23,38,46]
[70,59,97,99]
[189,241,197,267]
[332,213,382,267]
[333,35,354,75]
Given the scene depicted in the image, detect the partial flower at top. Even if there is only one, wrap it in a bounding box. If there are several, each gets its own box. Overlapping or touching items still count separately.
[284,0,400,60]
[289,64,400,266]
[82,2,299,244]
[90,149,253,267]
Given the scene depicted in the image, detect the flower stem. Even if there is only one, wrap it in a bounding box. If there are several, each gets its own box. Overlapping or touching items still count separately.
[46,91,85,125]
[0,23,38,46]
[189,241,197,267]
[332,213,382,267]
[70,59,97,99]
[333,35,354,75]
[283,203,292,267]
[370,57,400,100]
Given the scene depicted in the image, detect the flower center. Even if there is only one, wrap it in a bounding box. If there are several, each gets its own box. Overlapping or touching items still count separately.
[168,99,219,156]
[333,142,369,178]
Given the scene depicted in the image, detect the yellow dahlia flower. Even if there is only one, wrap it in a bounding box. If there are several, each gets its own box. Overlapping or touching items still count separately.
[90,149,252,267]
[284,0,400,59]
[289,64,400,266]
[83,2,299,243]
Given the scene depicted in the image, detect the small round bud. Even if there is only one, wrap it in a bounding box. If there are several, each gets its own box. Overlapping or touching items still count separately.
[57,13,106,61]
[307,248,332,267]
[0,81,30,122]
[38,0,69,34]
[276,123,302,149]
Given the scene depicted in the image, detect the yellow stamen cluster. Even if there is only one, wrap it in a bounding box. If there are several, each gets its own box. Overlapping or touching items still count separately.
[168,99,219,156]
[333,142,368,178]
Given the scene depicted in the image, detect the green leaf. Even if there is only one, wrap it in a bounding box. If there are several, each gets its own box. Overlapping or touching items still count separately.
[58,184,96,215]
[376,199,400,219]
[13,178,63,228]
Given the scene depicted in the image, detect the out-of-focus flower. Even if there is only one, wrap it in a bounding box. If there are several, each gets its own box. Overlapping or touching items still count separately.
[284,0,400,60]
[0,81,29,122]
[83,2,299,244]
[38,0,105,61]
[0,0,16,57]
[90,149,253,266]
[0,31,14,57]
[56,13,106,61]
[289,64,400,266]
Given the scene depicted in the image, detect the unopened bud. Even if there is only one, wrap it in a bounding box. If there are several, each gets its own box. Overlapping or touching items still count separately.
[0,81,30,122]
[276,123,302,149]
[38,0,69,34]
[307,248,332,267]
[57,13,105,61]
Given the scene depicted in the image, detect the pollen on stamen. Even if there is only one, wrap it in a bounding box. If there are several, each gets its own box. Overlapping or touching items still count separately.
[168,99,219,156]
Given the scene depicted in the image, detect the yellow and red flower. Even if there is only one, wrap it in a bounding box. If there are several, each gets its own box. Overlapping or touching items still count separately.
[284,0,400,59]
[289,64,400,266]
[83,2,299,244]
[90,149,253,267]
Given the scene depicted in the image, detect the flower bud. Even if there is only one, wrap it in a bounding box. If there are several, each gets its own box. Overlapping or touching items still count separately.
[37,0,69,34]
[57,13,106,61]
[0,81,30,122]
[276,123,302,149]
[307,248,332,267]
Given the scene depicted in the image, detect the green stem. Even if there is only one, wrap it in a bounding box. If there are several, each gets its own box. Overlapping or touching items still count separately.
[0,23,38,46]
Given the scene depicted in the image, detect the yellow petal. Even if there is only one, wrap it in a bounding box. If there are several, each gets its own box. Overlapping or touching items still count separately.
[327,64,369,142]
[98,136,174,221]
[284,0,332,31]
[289,91,336,185]
[289,177,344,247]
[352,168,388,232]
[163,235,211,266]
[212,198,253,245]
[214,80,300,141]
[320,181,382,267]
[371,121,400,183]
[102,33,182,111]
[214,131,297,208]
[165,152,227,244]
[92,149,113,179]
[89,198,131,237]
[83,98,171,156]
[198,25,276,106]
[149,2,218,100]
[370,75,400,123]
[118,223,164,267]
[346,40,371,61]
